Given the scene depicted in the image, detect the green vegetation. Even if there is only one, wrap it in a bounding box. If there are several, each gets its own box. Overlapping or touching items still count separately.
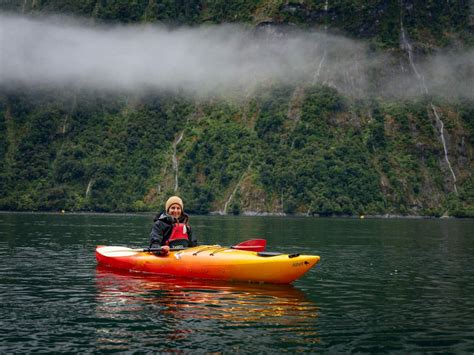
[1,85,472,216]
[8,0,470,48]
[0,1,472,216]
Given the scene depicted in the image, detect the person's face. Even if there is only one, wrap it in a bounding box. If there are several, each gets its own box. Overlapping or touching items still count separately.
[168,204,182,218]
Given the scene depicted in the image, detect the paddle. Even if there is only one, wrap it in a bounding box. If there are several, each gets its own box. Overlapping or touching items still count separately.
[101,239,267,253]
[153,238,266,252]
[151,239,266,252]
[231,238,266,252]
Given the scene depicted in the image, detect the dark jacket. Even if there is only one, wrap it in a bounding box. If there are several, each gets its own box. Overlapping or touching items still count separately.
[149,212,197,247]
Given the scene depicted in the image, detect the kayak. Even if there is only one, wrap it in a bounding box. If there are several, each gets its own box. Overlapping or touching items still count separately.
[95,245,320,284]
[96,245,320,284]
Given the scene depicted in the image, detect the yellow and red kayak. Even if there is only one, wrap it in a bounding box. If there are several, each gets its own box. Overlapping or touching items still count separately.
[96,245,320,284]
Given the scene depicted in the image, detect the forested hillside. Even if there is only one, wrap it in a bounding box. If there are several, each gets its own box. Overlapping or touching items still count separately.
[0,1,473,217]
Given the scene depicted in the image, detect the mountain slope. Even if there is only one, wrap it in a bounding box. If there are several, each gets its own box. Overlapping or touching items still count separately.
[0,1,472,216]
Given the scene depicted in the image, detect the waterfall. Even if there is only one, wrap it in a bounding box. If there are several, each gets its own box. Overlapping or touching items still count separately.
[430,103,458,193]
[399,1,457,194]
[172,131,184,192]
[222,165,252,215]
[85,179,93,198]
[61,117,67,134]
[313,0,329,84]
[61,93,76,135]
[313,49,326,83]
[400,24,429,95]
[222,181,240,215]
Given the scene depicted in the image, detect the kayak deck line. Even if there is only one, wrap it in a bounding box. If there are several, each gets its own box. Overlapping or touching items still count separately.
[96,245,320,284]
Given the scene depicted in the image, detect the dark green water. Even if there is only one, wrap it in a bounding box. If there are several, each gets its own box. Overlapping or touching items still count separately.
[1,212,473,353]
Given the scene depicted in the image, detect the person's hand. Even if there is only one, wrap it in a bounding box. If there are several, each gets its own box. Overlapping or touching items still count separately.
[160,245,170,256]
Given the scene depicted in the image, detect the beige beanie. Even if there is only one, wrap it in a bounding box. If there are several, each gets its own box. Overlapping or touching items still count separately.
[165,196,183,212]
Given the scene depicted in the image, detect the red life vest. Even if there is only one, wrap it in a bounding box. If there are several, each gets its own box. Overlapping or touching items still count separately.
[166,223,189,245]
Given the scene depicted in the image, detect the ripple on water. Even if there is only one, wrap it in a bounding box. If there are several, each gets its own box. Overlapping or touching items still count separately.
[2,214,474,353]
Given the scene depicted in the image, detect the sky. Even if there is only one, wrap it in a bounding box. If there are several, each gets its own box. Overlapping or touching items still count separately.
[1,13,473,100]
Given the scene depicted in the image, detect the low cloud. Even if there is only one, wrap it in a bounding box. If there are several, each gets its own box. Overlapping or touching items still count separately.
[1,14,472,100]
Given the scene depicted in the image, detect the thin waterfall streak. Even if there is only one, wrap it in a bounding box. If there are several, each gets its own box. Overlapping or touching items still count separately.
[314,0,329,84]
[172,131,184,192]
[313,53,326,83]
[431,104,458,193]
[400,22,429,94]
[222,165,251,215]
[400,1,457,194]
[401,28,420,79]
[85,179,93,198]
[62,117,68,134]
[223,183,239,215]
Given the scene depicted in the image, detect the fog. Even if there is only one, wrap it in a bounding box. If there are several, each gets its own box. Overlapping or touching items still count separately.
[1,14,473,100]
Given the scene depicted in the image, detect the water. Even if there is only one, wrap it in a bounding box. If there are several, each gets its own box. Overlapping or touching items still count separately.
[1,213,473,353]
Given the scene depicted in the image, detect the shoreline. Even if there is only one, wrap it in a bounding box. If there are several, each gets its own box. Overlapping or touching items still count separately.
[0,210,465,219]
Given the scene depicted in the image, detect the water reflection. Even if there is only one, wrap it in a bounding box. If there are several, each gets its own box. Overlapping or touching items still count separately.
[95,266,320,351]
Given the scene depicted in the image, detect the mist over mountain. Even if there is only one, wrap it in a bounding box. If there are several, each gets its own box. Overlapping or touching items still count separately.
[1,14,473,100]
[0,2,472,217]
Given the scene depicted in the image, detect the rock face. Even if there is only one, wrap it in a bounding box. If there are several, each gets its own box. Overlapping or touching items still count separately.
[0,87,472,216]
[0,1,472,217]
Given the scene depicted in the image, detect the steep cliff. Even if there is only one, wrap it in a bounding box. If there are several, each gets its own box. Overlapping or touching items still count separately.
[0,1,472,216]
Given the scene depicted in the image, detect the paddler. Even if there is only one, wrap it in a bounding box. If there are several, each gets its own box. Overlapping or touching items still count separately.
[149,196,197,255]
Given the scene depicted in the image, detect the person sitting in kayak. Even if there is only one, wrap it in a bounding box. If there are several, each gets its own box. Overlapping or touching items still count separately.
[149,196,197,255]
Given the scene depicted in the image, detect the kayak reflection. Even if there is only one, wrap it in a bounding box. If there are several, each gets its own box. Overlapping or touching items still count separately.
[95,265,319,349]
[95,265,318,318]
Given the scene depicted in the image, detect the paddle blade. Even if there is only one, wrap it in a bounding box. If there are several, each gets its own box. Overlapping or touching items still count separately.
[232,239,267,252]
